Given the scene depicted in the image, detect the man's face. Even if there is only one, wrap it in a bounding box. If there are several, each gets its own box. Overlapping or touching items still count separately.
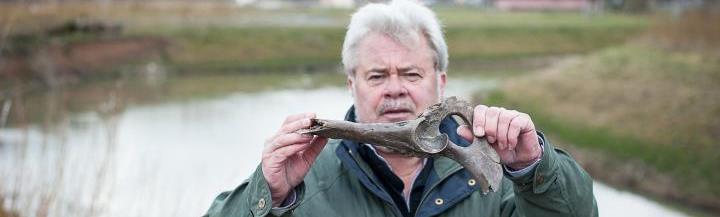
[348,32,446,123]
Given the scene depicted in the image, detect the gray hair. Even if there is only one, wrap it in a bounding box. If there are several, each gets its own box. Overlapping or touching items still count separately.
[341,0,448,76]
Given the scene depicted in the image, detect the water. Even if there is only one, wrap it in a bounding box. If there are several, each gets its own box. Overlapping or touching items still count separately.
[0,77,691,217]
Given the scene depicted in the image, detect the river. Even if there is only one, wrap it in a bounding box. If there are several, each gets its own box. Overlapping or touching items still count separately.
[0,75,692,217]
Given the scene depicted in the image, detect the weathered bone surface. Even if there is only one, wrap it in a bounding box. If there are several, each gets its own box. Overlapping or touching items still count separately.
[298,97,503,194]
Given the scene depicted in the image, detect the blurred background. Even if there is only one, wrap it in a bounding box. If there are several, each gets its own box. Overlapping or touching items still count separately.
[0,0,718,217]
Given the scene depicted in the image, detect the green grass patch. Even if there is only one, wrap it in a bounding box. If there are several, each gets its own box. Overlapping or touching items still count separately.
[435,8,647,28]
[446,25,644,60]
[483,90,719,199]
[117,8,648,74]
[1,3,649,75]
[480,38,720,204]
[151,22,646,74]
[141,27,345,73]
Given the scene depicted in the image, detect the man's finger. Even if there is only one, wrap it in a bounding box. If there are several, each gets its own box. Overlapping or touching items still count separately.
[473,105,488,137]
[484,107,502,144]
[269,133,314,152]
[507,114,525,150]
[497,110,519,150]
[283,113,316,125]
[280,118,314,134]
[274,141,314,159]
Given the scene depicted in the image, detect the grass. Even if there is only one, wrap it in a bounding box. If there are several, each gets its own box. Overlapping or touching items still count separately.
[153,27,346,73]
[0,2,654,130]
[159,16,645,74]
[0,1,655,147]
[446,25,643,61]
[0,2,650,105]
[480,30,720,211]
[646,5,720,54]
[1,1,714,214]
[142,25,646,74]
[0,2,649,74]
[484,89,717,196]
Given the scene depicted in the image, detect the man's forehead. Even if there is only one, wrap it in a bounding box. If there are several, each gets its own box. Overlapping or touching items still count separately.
[355,33,434,69]
[358,32,425,52]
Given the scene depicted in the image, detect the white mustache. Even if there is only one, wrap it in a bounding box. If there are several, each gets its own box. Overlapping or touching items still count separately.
[377,100,416,114]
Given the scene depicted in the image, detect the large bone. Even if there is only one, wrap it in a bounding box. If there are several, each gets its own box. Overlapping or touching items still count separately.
[298,97,503,194]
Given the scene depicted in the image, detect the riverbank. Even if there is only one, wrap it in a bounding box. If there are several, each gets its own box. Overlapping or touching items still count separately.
[1,3,649,129]
[0,2,709,217]
[477,9,720,213]
[1,77,702,217]
[1,2,647,94]
[142,10,647,74]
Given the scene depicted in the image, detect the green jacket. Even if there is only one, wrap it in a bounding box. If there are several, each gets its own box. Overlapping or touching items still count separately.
[205,115,597,217]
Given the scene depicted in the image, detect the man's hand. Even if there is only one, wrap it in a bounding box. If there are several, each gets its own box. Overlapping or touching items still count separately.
[262,113,328,207]
[457,106,541,170]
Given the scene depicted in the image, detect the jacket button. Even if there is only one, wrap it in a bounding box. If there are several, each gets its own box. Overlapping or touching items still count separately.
[468,179,476,186]
[258,198,266,209]
[536,175,544,184]
[434,198,444,205]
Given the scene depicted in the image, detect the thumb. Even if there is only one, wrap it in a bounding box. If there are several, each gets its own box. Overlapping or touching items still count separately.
[456,125,474,143]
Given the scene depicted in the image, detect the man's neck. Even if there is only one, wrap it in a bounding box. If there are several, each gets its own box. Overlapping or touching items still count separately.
[376,148,425,198]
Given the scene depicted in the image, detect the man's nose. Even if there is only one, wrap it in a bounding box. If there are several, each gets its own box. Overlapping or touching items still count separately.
[383,75,408,98]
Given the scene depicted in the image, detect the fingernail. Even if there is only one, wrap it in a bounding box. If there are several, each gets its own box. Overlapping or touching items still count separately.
[475,126,485,137]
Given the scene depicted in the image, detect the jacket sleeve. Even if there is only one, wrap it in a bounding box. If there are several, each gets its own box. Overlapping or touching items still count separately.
[500,132,598,217]
[203,165,305,217]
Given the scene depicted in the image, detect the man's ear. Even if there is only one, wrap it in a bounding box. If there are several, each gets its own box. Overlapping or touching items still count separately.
[346,75,355,97]
[438,72,447,97]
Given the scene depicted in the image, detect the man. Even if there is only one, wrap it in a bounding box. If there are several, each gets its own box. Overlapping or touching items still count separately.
[205,1,597,216]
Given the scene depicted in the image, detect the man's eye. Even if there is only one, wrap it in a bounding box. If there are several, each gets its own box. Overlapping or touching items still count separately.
[404,73,422,81]
[368,74,385,80]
